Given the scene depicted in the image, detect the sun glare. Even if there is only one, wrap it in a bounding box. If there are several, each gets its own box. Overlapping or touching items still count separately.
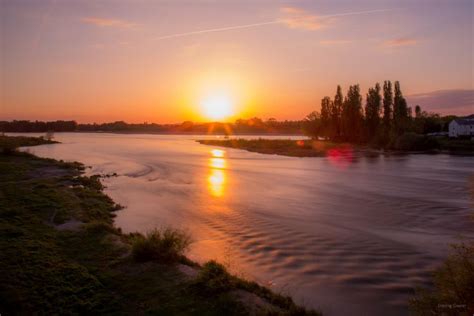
[201,93,234,121]
[211,149,225,158]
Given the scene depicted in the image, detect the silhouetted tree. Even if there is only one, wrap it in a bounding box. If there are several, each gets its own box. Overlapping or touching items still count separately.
[303,111,321,138]
[342,85,363,142]
[320,97,332,137]
[332,85,343,139]
[365,83,382,141]
[383,81,393,139]
[304,81,454,147]
[393,81,409,135]
[0,120,77,132]
[415,105,422,118]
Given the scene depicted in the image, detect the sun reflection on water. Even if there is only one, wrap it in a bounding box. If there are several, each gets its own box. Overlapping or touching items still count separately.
[209,157,226,169]
[208,149,227,197]
[210,149,225,158]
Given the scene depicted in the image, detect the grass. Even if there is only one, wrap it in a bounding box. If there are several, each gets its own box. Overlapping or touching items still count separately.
[0,135,58,154]
[131,228,192,263]
[198,136,473,158]
[197,139,348,157]
[0,135,320,315]
[193,261,322,315]
[409,242,474,315]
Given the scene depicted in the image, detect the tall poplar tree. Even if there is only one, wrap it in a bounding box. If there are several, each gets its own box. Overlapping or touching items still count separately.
[393,81,408,135]
[332,85,343,139]
[365,83,382,141]
[342,85,363,142]
[320,96,332,137]
[383,81,393,139]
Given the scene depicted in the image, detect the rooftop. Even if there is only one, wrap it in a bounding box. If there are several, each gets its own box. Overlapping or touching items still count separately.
[453,114,474,126]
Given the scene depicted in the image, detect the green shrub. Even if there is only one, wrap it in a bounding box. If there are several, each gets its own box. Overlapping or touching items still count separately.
[131,228,191,263]
[194,260,234,293]
[410,242,474,315]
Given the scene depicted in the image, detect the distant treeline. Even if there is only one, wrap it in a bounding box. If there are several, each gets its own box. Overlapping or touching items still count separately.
[0,118,304,135]
[1,83,457,139]
[303,81,456,147]
[0,120,78,132]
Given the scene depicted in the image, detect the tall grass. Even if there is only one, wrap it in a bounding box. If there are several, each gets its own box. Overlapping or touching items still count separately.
[193,260,322,315]
[194,260,234,293]
[131,228,192,263]
[410,242,474,315]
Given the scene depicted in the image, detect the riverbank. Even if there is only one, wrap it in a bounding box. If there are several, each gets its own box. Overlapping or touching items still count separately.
[197,139,351,157]
[197,138,474,157]
[0,136,320,315]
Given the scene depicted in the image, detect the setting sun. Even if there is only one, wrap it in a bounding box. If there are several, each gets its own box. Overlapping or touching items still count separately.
[201,93,234,121]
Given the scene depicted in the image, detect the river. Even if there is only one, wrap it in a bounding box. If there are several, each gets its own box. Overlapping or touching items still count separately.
[20,133,474,315]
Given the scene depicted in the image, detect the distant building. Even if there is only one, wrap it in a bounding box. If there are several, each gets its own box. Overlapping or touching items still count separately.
[449,114,474,138]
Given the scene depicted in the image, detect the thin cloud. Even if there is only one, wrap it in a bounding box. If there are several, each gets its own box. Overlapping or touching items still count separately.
[280,7,327,30]
[319,39,352,46]
[153,7,395,41]
[81,17,137,29]
[384,37,417,47]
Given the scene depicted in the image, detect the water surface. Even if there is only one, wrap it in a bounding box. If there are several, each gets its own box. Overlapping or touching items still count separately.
[23,133,474,316]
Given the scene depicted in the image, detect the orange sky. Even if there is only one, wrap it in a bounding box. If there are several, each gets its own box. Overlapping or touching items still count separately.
[1,1,473,123]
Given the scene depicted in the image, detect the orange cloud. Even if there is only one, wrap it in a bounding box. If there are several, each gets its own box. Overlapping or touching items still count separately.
[81,17,137,29]
[280,7,328,30]
[384,38,417,47]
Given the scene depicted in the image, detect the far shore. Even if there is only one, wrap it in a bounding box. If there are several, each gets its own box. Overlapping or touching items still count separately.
[197,138,474,157]
[4,130,307,136]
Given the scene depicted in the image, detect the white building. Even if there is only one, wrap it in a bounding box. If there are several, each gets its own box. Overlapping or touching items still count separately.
[449,114,474,138]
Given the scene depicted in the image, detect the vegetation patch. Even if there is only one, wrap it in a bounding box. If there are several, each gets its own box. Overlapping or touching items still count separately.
[437,137,474,154]
[410,242,474,315]
[0,135,57,154]
[193,260,322,315]
[391,133,440,151]
[131,227,192,263]
[197,139,348,157]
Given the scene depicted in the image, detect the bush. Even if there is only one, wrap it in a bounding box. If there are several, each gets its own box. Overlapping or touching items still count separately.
[392,133,439,151]
[410,242,474,315]
[131,228,191,263]
[194,260,234,293]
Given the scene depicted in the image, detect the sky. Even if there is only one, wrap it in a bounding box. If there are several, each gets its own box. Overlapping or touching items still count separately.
[1,0,473,123]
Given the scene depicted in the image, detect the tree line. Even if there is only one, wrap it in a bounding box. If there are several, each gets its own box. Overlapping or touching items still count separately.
[0,118,304,135]
[304,81,453,146]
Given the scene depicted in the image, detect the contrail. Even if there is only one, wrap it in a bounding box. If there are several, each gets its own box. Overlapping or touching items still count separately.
[316,8,394,19]
[154,20,280,40]
[153,8,395,41]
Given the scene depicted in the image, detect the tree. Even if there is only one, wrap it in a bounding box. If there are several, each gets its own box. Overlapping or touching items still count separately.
[393,81,409,135]
[320,96,332,137]
[342,85,363,142]
[415,105,422,118]
[332,85,343,139]
[365,83,382,141]
[383,81,393,138]
[303,111,321,138]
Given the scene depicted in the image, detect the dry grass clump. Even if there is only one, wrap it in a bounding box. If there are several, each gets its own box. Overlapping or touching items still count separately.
[131,228,192,263]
